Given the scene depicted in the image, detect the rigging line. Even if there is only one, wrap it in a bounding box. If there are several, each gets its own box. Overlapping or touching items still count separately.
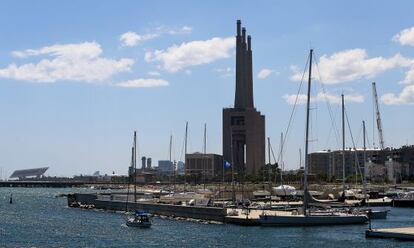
[313,51,341,147]
[310,96,319,152]
[277,52,310,164]
[179,125,187,161]
[344,108,364,180]
[365,123,372,149]
[187,132,193,154]
[269,140,279,184]
[324,109,338,148]
[372,88,376,148]
[313,78,320,151]
[355,123,363,149]
[135,133,140,168]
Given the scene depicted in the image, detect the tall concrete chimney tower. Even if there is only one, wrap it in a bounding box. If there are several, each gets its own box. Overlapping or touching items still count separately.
[222,20,265,176]
[147,158,152,169]
[141,156,146,170]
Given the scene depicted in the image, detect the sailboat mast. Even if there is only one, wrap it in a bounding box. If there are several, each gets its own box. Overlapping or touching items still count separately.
[303,49,313,215]
[280,132,284,187]
[342,94,346,193]
[125,145,134,211]
[169,134,173,192]
[267,137,272,209]
[203,123,207,190]
[268,138,271,185]
[184,122,188,192]
[363,120,368,202]
[134,131,137,203]
[231,127,235,204]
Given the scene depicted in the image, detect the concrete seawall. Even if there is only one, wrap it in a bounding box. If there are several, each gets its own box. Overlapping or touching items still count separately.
[68,193,226,222]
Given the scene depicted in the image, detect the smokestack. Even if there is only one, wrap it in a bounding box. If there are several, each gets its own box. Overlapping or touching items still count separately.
[242,28,246,45]
[247,35,251,51]
[246,34,253,108]
[237,20,241,36]
[141,156,146,170]
[147,158,152,169]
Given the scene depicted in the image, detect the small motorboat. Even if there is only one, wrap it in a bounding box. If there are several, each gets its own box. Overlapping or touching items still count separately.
[126,210,152,228]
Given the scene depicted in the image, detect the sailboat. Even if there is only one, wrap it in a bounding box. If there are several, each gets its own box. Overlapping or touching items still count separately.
[358,120,389,219]
[125,131,152,228]
[259,49,368,226]
[159,123,208,205]
[273,133,297,198]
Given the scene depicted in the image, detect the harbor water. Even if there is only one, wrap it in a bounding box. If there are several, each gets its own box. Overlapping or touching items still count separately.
[1,188,414,247]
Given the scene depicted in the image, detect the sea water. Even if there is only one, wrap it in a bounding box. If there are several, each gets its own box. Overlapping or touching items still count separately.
[1,187,414,247]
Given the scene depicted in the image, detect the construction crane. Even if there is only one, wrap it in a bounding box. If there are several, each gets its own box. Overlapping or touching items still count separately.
[372,82,385,150]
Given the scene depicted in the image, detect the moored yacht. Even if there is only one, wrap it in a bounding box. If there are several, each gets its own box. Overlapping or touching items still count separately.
[259,49,368,226]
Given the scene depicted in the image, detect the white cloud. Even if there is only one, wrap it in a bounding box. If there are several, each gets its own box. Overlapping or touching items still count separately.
[402,66,414,84]
[381,85,414,105]
[289,65,303,81]
[0,42,134,83]
[145,37,235,72]
[120,26,193,47]
[290,49,414,84]
[120,31,159,47]
[167,26,193,35]
[11,42,102,59]
[214,67,233,77]
[116,78,169,88]
[283,92,364,105]
[257,68,274,79]
[147,71,161,77]
[393,27,414,46]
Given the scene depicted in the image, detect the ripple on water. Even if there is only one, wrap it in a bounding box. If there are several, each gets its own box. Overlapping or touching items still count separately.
[1,188,414,247]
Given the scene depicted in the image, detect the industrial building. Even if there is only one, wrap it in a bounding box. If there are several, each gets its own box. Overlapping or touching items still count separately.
[223,20,265,176]
[185,153,223,178]
[157,160,174,176]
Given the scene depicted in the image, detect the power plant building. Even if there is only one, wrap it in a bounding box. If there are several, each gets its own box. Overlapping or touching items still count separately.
[222,20,265,176]
[141,156,146,170]
[157,160,174,176]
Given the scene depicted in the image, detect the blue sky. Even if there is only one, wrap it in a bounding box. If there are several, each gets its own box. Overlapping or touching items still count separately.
[1,1,414,177]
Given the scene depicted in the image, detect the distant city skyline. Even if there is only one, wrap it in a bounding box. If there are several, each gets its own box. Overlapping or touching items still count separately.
[1,1,414,177]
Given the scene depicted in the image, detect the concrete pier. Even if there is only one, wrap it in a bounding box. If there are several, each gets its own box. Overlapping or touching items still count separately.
[366,227,414,240]
[68,193,226,222]
[68,193,290,225]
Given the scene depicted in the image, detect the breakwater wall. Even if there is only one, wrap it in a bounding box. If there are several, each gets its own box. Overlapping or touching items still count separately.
[1,181,87,188]
[68,193,226,222]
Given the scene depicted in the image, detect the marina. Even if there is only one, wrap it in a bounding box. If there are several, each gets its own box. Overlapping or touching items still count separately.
[1,1,414,247]
[2,187,414,247]
[66,189,396,227]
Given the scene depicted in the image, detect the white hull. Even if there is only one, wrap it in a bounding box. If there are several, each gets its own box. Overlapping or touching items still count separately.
[259,214,368,226]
